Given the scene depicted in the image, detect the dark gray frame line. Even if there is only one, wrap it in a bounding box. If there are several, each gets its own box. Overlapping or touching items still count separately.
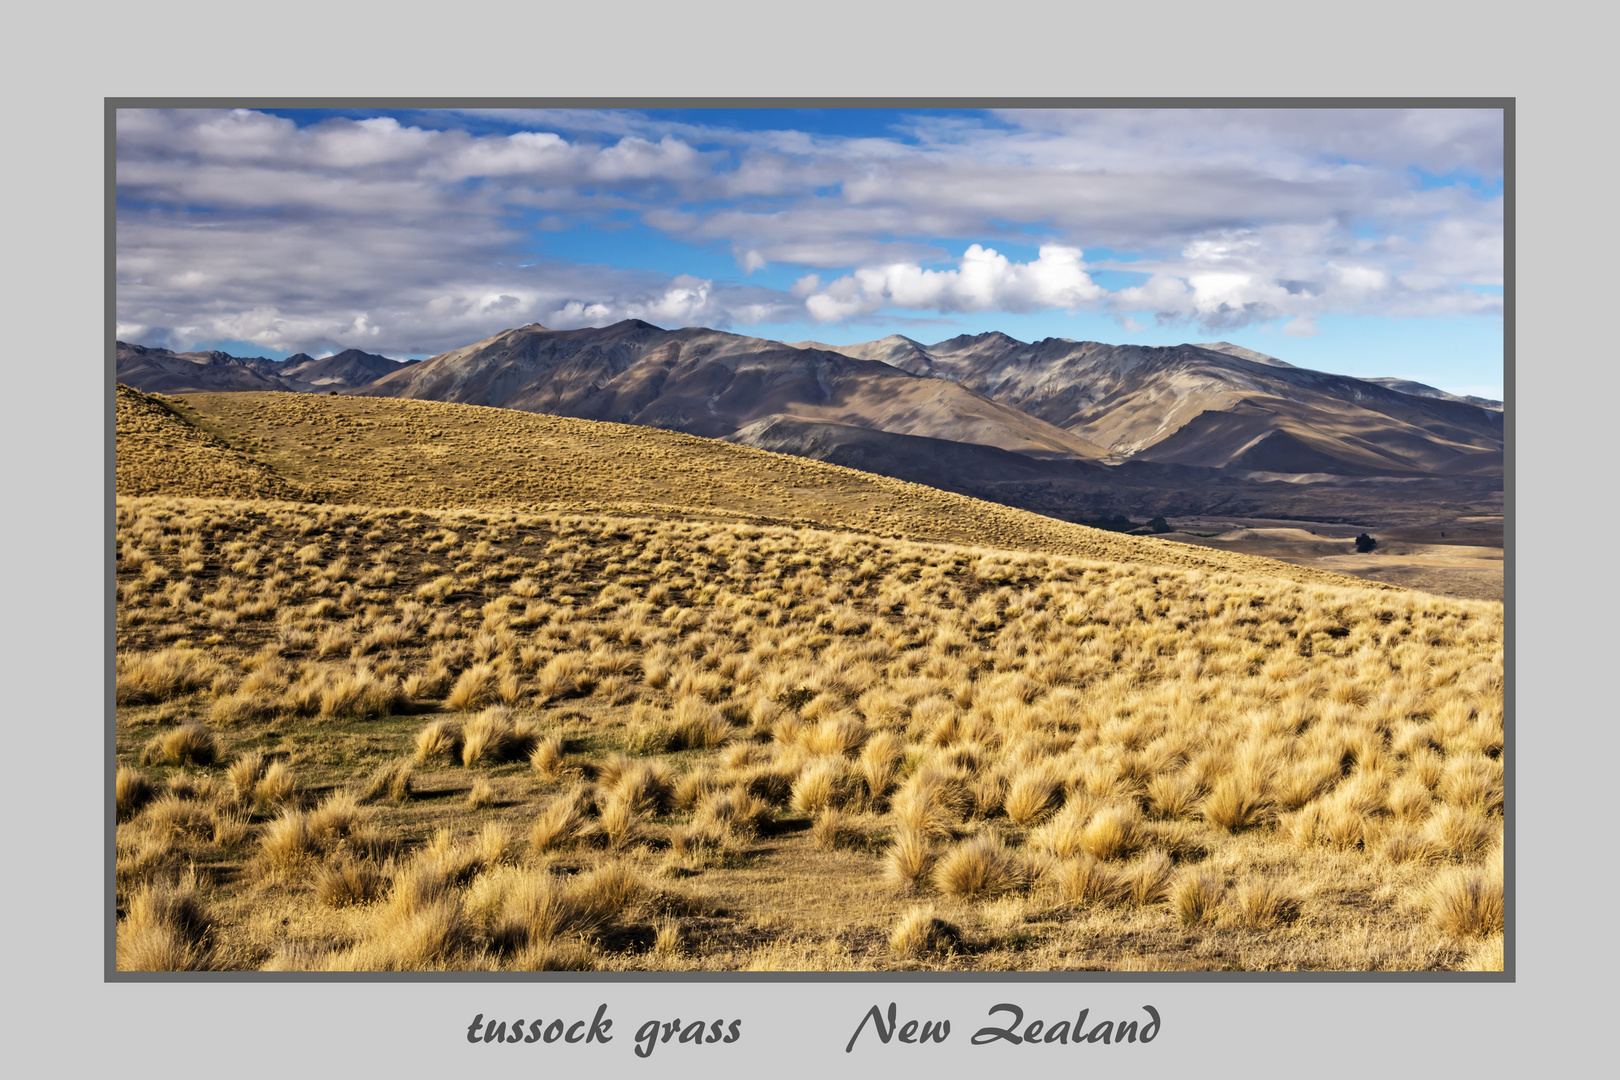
[105,97,1514,984]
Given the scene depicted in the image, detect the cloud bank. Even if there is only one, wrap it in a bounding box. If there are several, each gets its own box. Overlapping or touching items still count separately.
[116,107,1503,355]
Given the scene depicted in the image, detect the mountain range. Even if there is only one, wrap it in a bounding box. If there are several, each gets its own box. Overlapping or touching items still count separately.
[115,341,419,395]
[115,322,1503,526]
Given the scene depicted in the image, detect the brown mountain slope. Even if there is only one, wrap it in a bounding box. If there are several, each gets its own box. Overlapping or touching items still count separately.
[901,334,1504,476]
[120,386,1389,591]
[354,321,1107,460]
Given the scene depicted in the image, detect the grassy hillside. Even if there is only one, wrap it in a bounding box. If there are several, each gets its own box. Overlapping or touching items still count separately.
[112,387,1502,973]
[118,387,1388,593]
[116,385,307,502]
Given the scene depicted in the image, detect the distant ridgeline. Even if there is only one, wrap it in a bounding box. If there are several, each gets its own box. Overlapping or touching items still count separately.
[116,324,1502,525]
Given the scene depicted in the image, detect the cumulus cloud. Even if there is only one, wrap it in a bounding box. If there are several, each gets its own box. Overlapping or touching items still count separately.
[804,245,1103,322]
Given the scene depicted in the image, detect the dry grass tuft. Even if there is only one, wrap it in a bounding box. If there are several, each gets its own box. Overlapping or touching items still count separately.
[1078,803,1140,861]
[314,859,387,908]
[1054,854,1121,906]
[227,751,267,799]
[117,874,212,971]
[889,905,963,958]
[1121,850,1175,907]
[1234,878,1299,928]
[693,786,774,838]
[1171,869,1224,926]
[460,706,537,766]
[1422,805,1499,863]
[1460,934,1505,971]
[529,788,595,854]
[810,808,863,851]
[257,809,313,873]
[141,723,223,767]
[933,833,1024,898]
[884,830,937,890]
[446,663,501,712]
[251,760,298,808]
[413,719,464,765]
[1421,859,1504,938]
[1003,765,1062,826]
[358,758,414,803]
[116,767,154,821]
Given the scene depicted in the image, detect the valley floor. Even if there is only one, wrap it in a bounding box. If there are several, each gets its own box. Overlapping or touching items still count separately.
[1158,517,1504,603]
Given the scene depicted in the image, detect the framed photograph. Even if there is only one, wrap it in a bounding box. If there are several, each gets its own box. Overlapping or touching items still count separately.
[110,103,1507,990]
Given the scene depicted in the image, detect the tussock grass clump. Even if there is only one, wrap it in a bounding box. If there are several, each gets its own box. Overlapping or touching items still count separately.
[1027,799,1094,860]
[889,906,963,958]
[257,809,314,873]
[599,793,639,849]
[529,733,567,777]
[315,859,387,908]
[811,808,863,851]
[212,806,251,846]
[624,712,676,755]
[1054,854,1120,907]
[790,758,854,815]
[933,833,1024,899]
[1200,768,1273,831]
[1460,934,1505,971]
[460,706,538,766]
[892,765,971,840]
[359,758,414,803]
[446,663,501,712]
[252,760,299,808]
[1234,878,1299,928]
[611,760,675,815]
[1078,804,1141,861]
[414,719,464,765]
[529,788,597,854]
[802,713,868,757]
[1121,850,1175,907]
[884,831,937,890]
[116,648,225,706]
[141,723,222,767]
[227,751,267,799]
[116,767,154,821]
[318,667,404,719]
[693,786,774,839]
[857,730,904,803]
[209,689,282,725]
[1420,860,1504,937]
[1421,805,1499,863]
[1003,765,1062,826]
[653,919,683,957]
[140,793,214,840]
[671,696,735,750]
[1171,869,1224,927]
[117,874,212,971]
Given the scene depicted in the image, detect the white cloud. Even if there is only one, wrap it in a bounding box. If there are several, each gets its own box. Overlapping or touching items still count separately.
[803,245,1103,322]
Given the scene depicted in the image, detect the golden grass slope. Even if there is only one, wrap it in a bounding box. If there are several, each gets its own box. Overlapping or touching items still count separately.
[116,385,308,502]
[112,496,1503,971]
[118,386,1388,593]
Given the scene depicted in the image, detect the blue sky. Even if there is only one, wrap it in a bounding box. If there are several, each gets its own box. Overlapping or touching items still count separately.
[116,106,1504,398]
